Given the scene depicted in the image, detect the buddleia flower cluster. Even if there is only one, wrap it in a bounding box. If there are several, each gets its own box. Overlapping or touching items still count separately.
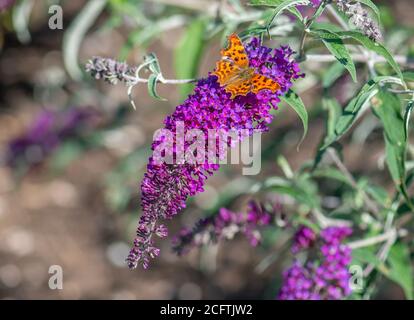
[172,201,274,255]
[126,37,303,269]
[335,0,382,41]
[278,225,353,300]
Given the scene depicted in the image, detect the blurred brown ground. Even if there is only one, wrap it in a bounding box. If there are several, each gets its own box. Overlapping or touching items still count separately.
[0,0,412,299]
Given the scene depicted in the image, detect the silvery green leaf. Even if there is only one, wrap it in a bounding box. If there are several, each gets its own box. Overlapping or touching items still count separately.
[147,74,166,101]
[63,0,108,80]
[281,90,308,149]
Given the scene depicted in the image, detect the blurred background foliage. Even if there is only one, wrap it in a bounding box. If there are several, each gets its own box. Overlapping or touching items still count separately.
[0,0,413,299]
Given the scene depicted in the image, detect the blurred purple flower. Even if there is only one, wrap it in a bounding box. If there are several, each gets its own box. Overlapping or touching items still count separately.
[310,0,322,7]
[172,201,274,255]
[5,107,99,169]
[278,225,352,300]
[0,0,15,11]
[292,225,317,253]
[291,1,324,23]
[126,37,303,269]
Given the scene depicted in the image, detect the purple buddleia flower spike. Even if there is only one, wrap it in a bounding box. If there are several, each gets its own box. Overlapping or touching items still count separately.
[278,225,353,300]
[171,200,275,255]
[127,37,303,269]
[292,225,317,253]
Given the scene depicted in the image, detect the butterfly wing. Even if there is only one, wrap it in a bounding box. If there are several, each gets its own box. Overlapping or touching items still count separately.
[212,60,241,86]
[251,73,280,94]
[213,33,249,86]
[225,78,253,99]
[220,33,249,69]
[214,33,279,99]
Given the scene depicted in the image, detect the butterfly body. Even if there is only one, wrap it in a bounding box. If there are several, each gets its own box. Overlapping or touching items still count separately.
[212,34,280,99]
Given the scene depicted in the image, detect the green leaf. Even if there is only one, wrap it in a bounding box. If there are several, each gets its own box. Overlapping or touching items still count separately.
[119,15,186,60]
[250,0,304,21]
[239,25,268,39]
[403,71,414,82]
[356,0,381,23]
[385,243,413,300]
[12,0,34,44]
[144,52,161,75]
[257,176,320,208]
[250,0,284,5]
[321,79,380,150]
[147,74,166,101]
[174,18,207,99]
[323,97,342,138]
[249,174,321,208]
[312,29,357,82]
[281,90,308,148]
[241,8,295,39]
[277,155,294,178]
[120,28,156,59]
[250,0,285,6]
[320,76,403,150]
[335,30,403,80]
[372,91,404,145]
[385,138,406,193]
[264,0,310,30]
[250,176,289,193]
[286,5,304,22]
[312,21,342,33]
[108,0,147,23]
[352,247,382,268]
[313,99,342,170]
[311,167,352,186]
[404,100,414,141]
[365,184,391,207]
[372,90,408,198]
[63,0,108,80]
[351,247,391,282]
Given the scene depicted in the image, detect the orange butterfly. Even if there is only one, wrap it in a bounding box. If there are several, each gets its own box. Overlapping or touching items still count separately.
[212,33,280,99]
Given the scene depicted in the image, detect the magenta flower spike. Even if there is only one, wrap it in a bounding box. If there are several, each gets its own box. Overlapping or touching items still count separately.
[126,37,303,269]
